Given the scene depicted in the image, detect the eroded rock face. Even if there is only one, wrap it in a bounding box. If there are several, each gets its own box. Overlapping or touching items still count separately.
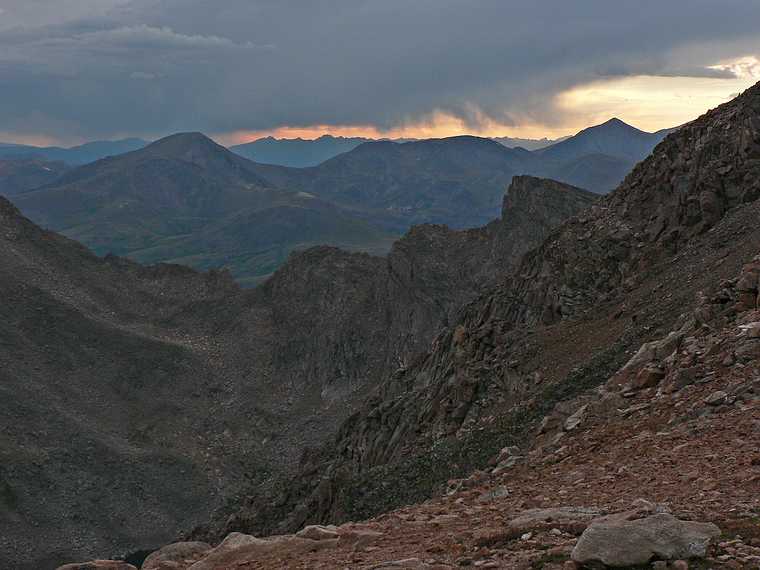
[245,82,760,536]
[571,513,721,567]
[190,176,597,542]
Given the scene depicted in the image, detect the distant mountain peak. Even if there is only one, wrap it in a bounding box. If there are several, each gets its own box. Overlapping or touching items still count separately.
[147,131,218,148]
[142,132,233,162]
[586,117,644,134]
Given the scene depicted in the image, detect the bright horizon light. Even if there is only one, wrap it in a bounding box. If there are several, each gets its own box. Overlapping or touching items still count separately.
[217,57,759,146]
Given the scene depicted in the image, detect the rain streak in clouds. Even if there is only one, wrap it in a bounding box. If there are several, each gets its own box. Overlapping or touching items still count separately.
[1,0,760,143]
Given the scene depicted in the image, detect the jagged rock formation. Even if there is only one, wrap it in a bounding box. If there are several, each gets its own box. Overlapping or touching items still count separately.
[0,173,592,569]
[231,81,760,540]
[128,219,760,569]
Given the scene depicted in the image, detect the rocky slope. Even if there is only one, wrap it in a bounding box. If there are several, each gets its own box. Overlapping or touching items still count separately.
[219,80,760,545]
[0,172,593,569]
[65,227,760,569]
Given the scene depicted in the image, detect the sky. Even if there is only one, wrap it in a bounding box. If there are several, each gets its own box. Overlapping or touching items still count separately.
[0,0,759,146]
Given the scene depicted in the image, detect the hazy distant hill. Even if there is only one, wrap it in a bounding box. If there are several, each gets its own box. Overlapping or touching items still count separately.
[0,158,69,196]
[231,135,372,167]
[245,119,677,225]
[245,136,542,230]
[0,138,149,165]
[9,119,678,284]
[492,135,567,150]
[231,134,566,167]
[537,118,670,163]
[13,133,395,285]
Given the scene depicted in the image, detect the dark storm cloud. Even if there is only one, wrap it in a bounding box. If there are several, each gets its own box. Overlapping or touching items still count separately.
[1,0,759,141]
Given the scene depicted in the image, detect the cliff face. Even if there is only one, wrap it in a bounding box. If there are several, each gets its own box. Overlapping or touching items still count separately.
[236,82,760,536]
[0,171,594,568]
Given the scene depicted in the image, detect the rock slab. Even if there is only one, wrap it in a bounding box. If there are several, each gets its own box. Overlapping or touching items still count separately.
[571,513,720,567]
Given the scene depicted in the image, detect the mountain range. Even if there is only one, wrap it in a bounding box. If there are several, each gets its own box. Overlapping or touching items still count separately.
[3,81,760,570]
[6,118,673,285]
[230,135,379,167]
[0,138,149,165]
[230,134,566,167]
[11,133,395,286]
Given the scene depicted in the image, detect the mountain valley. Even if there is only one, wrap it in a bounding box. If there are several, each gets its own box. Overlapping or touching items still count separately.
[0,165,594,568]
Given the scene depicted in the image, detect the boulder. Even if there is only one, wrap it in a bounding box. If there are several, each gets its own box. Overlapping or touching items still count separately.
[705,390,728,406]
[621,331,684,374]
[508,507,602,536]
[564,405,589,431]
[632,365,665,390]
[571,513,720,567]
[187,532,338,570]
[57,562,137,570]
[140,541,211,570]
[296,524,339,541]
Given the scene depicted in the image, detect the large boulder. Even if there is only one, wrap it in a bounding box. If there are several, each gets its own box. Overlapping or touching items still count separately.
[508,507,602,536]
[571,513,720,567]
[140,541,211,570]
[187,532,338,570]
[295,524,339,541]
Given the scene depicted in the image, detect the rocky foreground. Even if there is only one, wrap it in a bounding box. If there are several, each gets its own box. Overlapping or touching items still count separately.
[59,253,760,568]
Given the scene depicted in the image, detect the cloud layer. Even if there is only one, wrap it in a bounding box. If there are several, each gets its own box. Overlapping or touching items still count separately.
[1,0,759,142]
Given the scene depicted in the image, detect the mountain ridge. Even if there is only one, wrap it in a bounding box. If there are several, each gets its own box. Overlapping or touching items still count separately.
[0,138,149,165]
[212,80,760,543]
[11,132,396,285]
[6,118,676,284]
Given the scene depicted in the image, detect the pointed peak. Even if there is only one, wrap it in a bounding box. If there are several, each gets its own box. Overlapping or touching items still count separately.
[593,117,637,131]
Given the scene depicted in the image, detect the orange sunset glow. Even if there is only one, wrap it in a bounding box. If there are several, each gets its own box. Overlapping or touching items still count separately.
[217,61,760,145]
